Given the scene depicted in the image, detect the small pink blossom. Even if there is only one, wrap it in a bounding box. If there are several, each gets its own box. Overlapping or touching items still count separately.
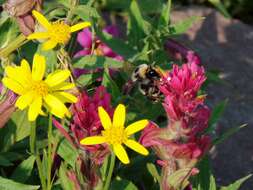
[74,25,123,61]
[160,62,206,102]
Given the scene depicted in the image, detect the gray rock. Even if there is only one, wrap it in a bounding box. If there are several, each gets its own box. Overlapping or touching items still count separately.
[171,6,253,189]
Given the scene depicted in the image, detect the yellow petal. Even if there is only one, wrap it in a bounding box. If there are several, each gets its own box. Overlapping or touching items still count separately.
[32,10,51,29]
[5,66,20,82]
[125,119,148,136]
[5,65,30,87]
[51,82,75,91]
[42,40,57,51]
[27,32,49,40]
[124,139,149,156]
[20,59,31,75]
[45,70,71,87]
[15,91,35,110]
[28,97,42,121]
[70,22,91,33]
[52,92,77,103]
[2,78,25,95]
[98,106,112,129]
[113,104,125,127]
[32,54,46,81]
[80,136,106,145]
[113,144,129,164]
[43,94,69,118]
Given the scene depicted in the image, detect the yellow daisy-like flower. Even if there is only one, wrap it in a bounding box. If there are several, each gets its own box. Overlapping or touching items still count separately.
[80,104,149,164]
[2,53,77,121]
[27,10,91,51]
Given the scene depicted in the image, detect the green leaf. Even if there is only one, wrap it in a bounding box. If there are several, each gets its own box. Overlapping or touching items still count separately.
[73,55,123,69]
[102,66,121,101]
[158,0,172,28]
[205,99,228,133]
[213,124,247,145]
[127,0,146,47]
[192,157,211,190]
[146,163,161,183]
[169,16,203,35]
[36,45,58,72]
[76,73,94,87]
[56,0,71,8]
[0,154,13,166]
[96,29,137,60]
[166,168,192,189]
[138,0,163,14]
[220,174,252,190]
[0,176,39,190]
[208,0,231,18]
[0,18,19,49]
[59,164,75,190]
[11,155,36,183]
[210,175,217,190]
[0,110,31,151]
[73,5,100,21]
[111,177,138,190]
[57,138,78,168]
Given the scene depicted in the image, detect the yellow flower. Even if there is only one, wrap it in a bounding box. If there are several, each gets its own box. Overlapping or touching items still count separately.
[2,54,77,121]
[80,104,149,164]
[27,10,91,50]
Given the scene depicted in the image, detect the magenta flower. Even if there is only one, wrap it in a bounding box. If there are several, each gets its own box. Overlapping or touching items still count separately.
[140,61,211,190]
[160,61,207,120]
[53,86,113,189]
[74,25,123,61]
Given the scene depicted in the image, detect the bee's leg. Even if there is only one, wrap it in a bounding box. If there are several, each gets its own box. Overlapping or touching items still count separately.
[139,84,148,95]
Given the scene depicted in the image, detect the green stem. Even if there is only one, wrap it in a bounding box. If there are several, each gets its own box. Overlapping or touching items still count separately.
[30,121,47,190]
[47,114,53,190]
[0,34,28,58]
[66,0,79,24]
[103,153,116,190]
[29,121,36,154]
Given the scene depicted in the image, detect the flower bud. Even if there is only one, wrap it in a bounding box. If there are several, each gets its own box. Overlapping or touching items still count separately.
[3,0,43,36]
[0,83,16,128]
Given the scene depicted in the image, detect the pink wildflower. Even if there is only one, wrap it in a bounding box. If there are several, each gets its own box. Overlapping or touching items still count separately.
[140,61,211,190]
[70,86,113,164]
[53,86,113,189]
[74,25,123,61]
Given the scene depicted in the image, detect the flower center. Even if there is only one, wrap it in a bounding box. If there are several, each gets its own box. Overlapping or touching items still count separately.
[31,81,48,97]
[102,126,128,145]
[48,21,71,44]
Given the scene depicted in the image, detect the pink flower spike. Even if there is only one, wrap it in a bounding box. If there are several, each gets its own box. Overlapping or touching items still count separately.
[77,28,92,48]
[70,86,113,164]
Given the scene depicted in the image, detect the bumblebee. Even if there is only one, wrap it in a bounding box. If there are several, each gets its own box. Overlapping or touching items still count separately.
[131,64,164,102]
